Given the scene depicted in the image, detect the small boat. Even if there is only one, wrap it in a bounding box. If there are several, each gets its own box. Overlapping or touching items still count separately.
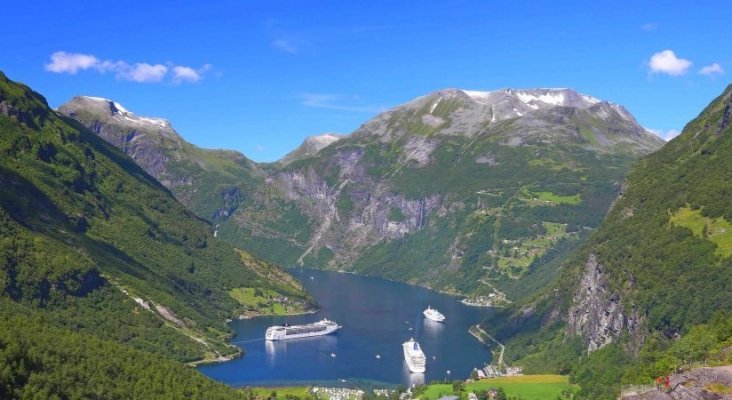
[330,353,336,358]
[376,354,381,359]
[423,305,445,322]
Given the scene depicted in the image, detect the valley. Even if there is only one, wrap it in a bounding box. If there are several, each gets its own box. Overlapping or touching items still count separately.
[60,88,663,303]
[1,9,731,397]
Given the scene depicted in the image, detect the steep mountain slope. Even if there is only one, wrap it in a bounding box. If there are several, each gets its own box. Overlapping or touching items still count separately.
[59,96,261,221]
[280,133,344,165]
[483,85,732,399]
[62,88,663,297]
[0,70,312,391]
[223,88,664,296]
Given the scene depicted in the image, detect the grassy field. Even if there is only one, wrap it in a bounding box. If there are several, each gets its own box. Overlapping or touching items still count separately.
[420,375,577,400]
[247,386,311,399]
[495,222,574,277]
[467,375,577,399]
[229,287,296,315]
[669,206,732,258]
[520,188,582,206]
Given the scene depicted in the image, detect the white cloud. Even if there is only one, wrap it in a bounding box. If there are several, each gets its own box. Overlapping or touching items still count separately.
[172,64,212,83]
[298,93,386,113]
[44,51,210,84]
[647,128,681,141]
[45,51,99,74]
[641,22,658,32]
[172,66,200,82]
[699,63,725,77]
[120,63,168,83]
[648,50,692,76]
[273,39,298,54]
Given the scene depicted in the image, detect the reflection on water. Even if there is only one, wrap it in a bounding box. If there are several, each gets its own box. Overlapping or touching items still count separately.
[403,367,425,387]
[265,335,339,367]
[422,318,444,337]
[265,340,275,367]
[198,269,493,387]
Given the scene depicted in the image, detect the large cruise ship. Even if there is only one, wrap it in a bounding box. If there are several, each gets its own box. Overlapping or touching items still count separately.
[402,338,427,373]
[265,319,341,341]
[423,305,445,322]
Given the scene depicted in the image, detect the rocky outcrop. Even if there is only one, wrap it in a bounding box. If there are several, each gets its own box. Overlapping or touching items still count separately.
[622,366,732,400]
[266,146,442,266]
[568,254,643,353]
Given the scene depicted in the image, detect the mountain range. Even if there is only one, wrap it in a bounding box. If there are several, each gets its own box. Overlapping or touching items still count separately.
[4,66,732,399]
[60,87,664,301]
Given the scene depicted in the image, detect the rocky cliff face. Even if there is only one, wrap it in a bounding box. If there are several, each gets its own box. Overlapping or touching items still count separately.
[59,96,177,181]
[58,96,261,221]
[568,254,644,353]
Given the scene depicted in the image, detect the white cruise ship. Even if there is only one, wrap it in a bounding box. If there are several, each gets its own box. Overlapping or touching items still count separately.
[423,305,445,322]
[265,319,341,341]
[403,338,427,373]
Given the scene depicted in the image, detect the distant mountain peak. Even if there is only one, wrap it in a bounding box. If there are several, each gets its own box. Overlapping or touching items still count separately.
[65,96,170,130]
[357,87,661,152]
[279,132,345,165]
[459,87,603,110]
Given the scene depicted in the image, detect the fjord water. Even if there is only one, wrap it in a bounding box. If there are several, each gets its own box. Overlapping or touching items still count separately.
[198,269,493,387]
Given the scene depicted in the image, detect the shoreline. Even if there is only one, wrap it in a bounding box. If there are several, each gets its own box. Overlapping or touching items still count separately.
[190,306,320,367]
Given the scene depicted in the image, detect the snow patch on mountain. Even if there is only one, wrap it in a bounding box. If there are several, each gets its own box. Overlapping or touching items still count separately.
[78,96,169,129]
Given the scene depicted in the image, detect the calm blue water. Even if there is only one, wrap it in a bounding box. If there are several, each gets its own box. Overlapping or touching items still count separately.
[198,269,494,387]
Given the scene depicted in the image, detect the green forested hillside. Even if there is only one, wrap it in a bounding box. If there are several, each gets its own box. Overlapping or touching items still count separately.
[483,85,732,399]
[0,312,245,399]
[0,71,312,397]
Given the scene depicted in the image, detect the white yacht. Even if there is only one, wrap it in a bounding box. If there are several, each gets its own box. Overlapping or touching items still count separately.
[403,338,427,373]
[423,305,445,322]
[265,319,341,341]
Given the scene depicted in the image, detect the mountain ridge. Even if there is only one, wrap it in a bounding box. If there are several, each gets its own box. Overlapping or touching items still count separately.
[62,86,664,300]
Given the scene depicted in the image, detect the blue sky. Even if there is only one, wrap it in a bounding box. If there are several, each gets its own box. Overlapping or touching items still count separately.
[2,1,730,161]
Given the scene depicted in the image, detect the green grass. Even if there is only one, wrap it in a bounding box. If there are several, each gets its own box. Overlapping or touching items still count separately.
[419,375,577,400]
[495,222,574,277]
[579,127,597,145]
[420,384,453,400]
[228,287,305,316]
[521,188,582,206]
[466,375,577,400]
[669,206,732,258]
[248,386,311,399]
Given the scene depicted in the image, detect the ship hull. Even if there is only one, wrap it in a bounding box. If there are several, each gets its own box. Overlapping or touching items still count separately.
[403,341,427,373]
[423,308,445,322]
[265,319,341,341]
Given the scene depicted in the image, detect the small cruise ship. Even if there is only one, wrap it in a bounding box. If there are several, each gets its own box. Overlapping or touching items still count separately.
[423,305,445,322]
[403,338,427,373]
[265,319,341,341]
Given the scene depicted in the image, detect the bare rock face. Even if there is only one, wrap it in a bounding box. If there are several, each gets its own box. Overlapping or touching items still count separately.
[568,254,643,353]
[622,366,732,399]
[261,146,441,267]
